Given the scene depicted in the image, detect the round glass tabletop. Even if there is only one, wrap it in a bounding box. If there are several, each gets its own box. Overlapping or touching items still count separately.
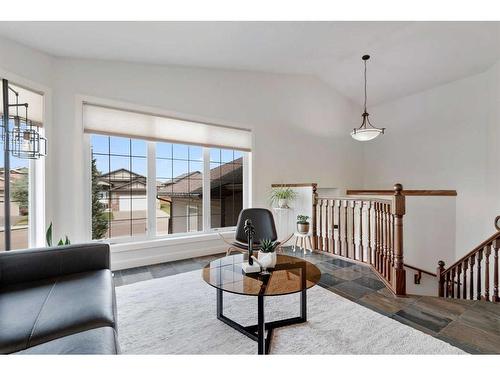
[202,253,321,296]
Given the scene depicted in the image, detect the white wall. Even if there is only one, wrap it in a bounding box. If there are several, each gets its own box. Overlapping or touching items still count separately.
[49,58,363,244]
[362,61,500,262]
[0,35,363,268]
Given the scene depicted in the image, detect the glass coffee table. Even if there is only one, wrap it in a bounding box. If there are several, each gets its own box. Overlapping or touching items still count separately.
[202,253,321,355]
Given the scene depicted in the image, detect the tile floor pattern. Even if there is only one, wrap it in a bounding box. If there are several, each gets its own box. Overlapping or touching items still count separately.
[113,247,500,354]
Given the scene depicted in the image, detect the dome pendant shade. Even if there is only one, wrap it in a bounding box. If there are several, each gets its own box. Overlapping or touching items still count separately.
[351,128,384,141]
[351,55,385,141]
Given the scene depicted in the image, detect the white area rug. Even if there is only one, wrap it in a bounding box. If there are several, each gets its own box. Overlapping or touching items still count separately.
[116,270,464,354]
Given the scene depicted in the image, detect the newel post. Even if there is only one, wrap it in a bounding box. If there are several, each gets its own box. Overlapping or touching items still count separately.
[311,184,318,250]
[437,261,446,297]
[391,183,406,295]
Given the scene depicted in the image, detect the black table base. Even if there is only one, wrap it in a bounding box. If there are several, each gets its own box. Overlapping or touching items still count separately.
[216,288,307,355]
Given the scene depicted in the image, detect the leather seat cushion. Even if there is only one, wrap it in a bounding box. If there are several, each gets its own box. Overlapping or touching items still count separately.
[0,269,116,354]
[15,327,119,355]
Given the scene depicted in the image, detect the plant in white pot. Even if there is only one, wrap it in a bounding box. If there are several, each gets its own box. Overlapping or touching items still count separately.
[269,186,297,209]
[257,239,277,274]
[296,215,310,234]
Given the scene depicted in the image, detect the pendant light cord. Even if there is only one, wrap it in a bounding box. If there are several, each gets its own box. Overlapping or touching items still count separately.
[364,58,368,113]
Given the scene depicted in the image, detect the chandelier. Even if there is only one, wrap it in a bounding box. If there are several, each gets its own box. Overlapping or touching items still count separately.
[351,55,385,141]
[1,79,47,159]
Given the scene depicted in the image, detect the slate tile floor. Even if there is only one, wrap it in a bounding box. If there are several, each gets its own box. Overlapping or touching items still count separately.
[114,247,500,354]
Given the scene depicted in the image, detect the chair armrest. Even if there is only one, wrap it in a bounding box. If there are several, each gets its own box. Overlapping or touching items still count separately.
[0,243,110,286]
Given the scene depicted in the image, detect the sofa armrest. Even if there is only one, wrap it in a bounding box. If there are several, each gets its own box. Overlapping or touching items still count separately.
[0,243,110,286]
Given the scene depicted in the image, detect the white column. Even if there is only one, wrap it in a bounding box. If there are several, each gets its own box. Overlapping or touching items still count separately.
[243,151,252,208]
[202,147,211,232]
[146,142,156,238]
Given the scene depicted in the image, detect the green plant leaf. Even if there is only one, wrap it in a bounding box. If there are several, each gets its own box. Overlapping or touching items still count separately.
[65,236,71,245]
[57,238,64,246]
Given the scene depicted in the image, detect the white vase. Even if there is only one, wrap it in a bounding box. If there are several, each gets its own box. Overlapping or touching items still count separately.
[258,251,277,269]
[277,198,288,208]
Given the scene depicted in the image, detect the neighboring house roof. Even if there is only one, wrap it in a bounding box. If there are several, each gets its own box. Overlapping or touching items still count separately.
[97,157,242,198]
[100,168,144,180]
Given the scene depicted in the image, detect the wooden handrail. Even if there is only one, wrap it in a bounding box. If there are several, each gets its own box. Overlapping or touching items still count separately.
[347,189,457,197]
[318,196,392,204]
[404,263,437,277]
[441,231,500,273]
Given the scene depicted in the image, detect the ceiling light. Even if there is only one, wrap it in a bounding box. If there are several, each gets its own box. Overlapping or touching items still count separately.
[351,55,385,141]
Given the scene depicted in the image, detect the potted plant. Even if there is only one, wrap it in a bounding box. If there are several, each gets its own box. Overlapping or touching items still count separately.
[296,215,310,234]
[257,238,277,272]
[269,186,297,208]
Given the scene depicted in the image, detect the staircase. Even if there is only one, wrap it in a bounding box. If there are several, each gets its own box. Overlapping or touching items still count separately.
[311,183,499,303]
[437,218,500,303]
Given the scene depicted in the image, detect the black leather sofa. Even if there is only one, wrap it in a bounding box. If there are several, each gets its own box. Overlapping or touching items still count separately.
[0,243,119,354]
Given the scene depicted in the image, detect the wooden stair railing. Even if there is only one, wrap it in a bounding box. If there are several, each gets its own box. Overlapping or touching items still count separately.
[437,217,500,303]
[312,183,406,295]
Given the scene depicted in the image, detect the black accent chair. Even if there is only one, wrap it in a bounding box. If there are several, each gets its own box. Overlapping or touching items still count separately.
[219,208,290,255]
[0,243,119,355]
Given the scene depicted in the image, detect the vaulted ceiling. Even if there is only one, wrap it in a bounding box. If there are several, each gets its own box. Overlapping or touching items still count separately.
[0,21,498,105]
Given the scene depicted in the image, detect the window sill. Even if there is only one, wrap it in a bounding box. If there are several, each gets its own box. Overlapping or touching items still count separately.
[110,229,236,253]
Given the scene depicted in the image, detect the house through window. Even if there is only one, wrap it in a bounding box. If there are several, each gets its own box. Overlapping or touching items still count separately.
[91,135,248,241]
[91,135,148,239]
[155,142,203,235]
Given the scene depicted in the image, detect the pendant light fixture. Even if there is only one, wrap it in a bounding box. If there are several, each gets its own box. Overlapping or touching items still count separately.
[1,79,47,159]
[351,55,385,141]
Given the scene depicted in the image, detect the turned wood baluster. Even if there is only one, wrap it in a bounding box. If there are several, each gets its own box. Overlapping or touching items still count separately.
[391,211,395,267]
[359,201,364,262]
[374,202,379,271]
[378,202,383,273]
[336,200,342,256]
[316,199,323,250]
[451,267,456,298]
[437,261,445,298]
[494,239,499,302]
[463,260,468,300]
[445,272,450,298]
[351,201,356,259]
[330,200,336,254]
[477,249,483,301]
[456,264,462,298]
[344,200,348,258]
[380,203,387,278]
[485,244,491,302]
[312,188,318,249]
[385,204,391,280]
[367,201,372,265]
[322,199,328,252]
[379,203,384,276]
[469,254,475,300]
[381,203,387,278]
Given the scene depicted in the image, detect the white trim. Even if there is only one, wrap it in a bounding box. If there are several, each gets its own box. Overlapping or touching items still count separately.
[146,141,156,237]
[243,151,251,209]
[83,133,92,239]
[111,230,235,253]
[202,147,211,231]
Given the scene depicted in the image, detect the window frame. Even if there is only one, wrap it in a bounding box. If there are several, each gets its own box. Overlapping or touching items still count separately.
[87,134,250,244]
